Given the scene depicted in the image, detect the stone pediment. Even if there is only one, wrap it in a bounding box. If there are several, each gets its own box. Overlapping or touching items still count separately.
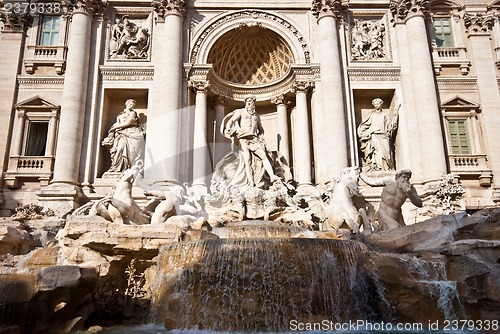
[441,96,480,110]
[15,96,59,110]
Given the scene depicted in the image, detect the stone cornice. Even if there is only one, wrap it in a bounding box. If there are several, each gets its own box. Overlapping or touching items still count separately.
[151,0,186,20]
[347,68,401,81]
[17,76,65,85]
[463,12,494,36]
[311,0,346,20]
[389,0,429,24]
[100,67,154,81]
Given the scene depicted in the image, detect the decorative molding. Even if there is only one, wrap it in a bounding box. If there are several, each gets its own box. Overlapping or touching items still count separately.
[311,0,346,20]
[463,12,494,36]
[189,10,311,65]
[436,77,478,86]
[389,0,429,23]
[347,68,401,81]
[151,0,186,20]
[17,76,65,85]
[100,67,154,81]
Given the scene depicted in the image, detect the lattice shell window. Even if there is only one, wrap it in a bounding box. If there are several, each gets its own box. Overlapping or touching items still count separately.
[208,27,295,85]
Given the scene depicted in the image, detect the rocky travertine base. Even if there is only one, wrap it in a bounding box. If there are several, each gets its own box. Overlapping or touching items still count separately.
[0,209,499,333]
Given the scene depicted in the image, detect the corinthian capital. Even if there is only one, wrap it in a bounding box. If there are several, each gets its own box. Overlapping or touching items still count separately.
[152,0,186,20]
[464,12,494,36]
[66,0,107,17]
[311,0,346,20]
[292,80,314,93]
[188,80,210,93]
[0,11,32,32]
[389,0,429,23]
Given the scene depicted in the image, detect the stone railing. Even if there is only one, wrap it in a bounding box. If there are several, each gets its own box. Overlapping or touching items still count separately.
[24,45,67,75]
[3,156,54,188]
[432,47,471,75]
[448,154,492,186]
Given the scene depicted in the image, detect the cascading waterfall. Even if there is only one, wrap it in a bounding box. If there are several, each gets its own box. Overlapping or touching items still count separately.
[389,254,466,320]
[150,236,375,332]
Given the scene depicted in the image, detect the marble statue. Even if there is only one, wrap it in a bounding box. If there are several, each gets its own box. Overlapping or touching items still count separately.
[357,98,398,171]
[351,18,386,60]
[214,95,288,190]
[301,167,374,234]
[102,99,145,173]
[143,186,204,225]
[77,162,151,225]
[360,169,423,231]
[110,16,150,59]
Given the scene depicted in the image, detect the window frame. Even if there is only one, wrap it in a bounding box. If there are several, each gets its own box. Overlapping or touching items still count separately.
[38,15,61,47]
[433,16,454,48]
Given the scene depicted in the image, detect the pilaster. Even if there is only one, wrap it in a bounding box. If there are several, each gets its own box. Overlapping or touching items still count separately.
[464,10,500,202]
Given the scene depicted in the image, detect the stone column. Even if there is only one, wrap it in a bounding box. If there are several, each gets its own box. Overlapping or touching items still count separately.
[390,0,447,181]
[189,80,209,193]
[39,0,105,208]
[147,0,186,183]
[11,109,26,157]
[292,81,313,187]
[464,12,500,201]
[311,0,348,182]
[46,109,60,157]
[212,96,227,165]
[271,94,291,164]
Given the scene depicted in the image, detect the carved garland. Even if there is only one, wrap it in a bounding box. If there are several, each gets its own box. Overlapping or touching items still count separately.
[189,10,311,65]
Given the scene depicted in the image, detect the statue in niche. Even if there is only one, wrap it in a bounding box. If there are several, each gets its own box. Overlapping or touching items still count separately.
[357,98,398,172]
[351,18,386,60]
[214,95,291,190]
[360,169,423,231]
[102,99,145,173]
[110,16,150,59]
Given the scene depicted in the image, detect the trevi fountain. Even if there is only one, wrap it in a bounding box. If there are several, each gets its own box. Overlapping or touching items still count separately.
[0,94,498,334]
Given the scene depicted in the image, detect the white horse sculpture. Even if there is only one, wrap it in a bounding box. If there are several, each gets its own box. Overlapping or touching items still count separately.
[316,167,374,234]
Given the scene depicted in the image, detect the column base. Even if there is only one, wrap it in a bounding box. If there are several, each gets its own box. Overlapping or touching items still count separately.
[37,183,85,215]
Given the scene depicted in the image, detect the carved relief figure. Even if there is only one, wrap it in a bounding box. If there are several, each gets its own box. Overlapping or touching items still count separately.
[110,16,150,59]
[102,99,145,173]
[360,169,423,231]
[351,18,386,60]
[357,98,398,171]
[217,95,283,189]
